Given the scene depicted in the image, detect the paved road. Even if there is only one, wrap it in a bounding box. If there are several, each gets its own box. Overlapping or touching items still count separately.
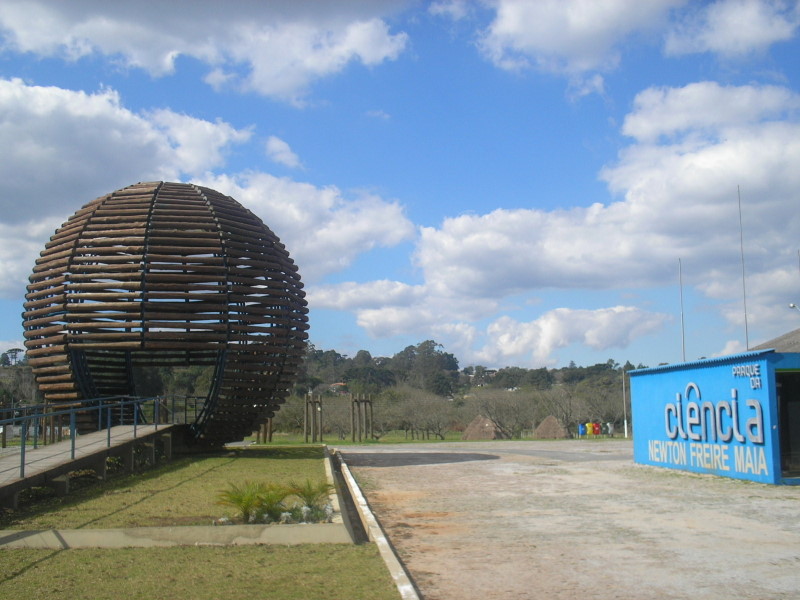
[340,440,800,600]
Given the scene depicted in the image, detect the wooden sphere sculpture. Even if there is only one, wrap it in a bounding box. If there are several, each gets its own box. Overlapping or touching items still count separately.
[23,181,308,446]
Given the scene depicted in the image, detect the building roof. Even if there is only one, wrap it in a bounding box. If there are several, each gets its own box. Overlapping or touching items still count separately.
[751,328,800,353]
[629,349,774,376]
[631,329,800,377]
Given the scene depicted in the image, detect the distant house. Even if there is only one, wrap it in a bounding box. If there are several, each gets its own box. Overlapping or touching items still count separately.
[328,382,348,395]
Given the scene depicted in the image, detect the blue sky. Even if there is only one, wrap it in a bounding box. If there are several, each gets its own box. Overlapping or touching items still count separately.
[1,0,800,370]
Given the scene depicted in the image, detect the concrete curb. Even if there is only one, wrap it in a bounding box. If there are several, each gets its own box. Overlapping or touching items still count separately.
[333,448,421,600]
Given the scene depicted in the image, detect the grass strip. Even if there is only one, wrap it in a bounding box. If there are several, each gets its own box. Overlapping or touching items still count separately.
[0,446,402,599]
[0,544,401,600]
[1,446,326,529]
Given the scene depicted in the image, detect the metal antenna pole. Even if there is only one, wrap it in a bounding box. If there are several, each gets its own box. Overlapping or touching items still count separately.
[679,258,686,362]
[622,368,629,439]
[738,186,749,350]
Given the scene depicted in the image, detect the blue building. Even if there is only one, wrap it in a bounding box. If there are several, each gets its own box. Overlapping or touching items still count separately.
[630,331,800,485]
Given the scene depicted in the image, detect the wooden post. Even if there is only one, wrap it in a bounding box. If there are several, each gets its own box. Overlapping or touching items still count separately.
[366,396,373,440]
[360,395,366,442]
[303,395,309,443]
[161,432,172,460]
[310,398,315,443]
[355,397,362,442]
[316,398,322,443]
[304,393,323,444]
[350,395,356,443]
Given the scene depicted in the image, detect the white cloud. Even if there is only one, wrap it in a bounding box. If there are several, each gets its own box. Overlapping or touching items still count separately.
[476,0,798,89]
[622,81,800,142]
[414,202,673,300]
[0,78,249,223]
[321,80,800,365]
[474,307,669,367]
[666,0,800,57]
[0,339,26,356]
[606,82,800,344]
[308,280,424,311]
[0,218,62,298]
[0,1,409,103]
[568,73,606,100]
[266,136,302,169]
[150,110,253,174]
[478,0,681,74]
[0,78,250,296]
[366,109,391,120]
[429,0,471,21]
[196,172,416,283]
[714,339,748,357]
[0,78,410,298]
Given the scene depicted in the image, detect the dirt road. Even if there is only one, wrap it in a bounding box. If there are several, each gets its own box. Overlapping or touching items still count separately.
[341,440,800,600]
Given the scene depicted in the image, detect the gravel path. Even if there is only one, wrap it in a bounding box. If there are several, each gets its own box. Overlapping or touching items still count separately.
[341,440,800,600]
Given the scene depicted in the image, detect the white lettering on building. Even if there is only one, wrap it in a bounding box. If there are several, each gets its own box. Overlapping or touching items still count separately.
[732,363,762,389]
[653,380,768,477]
[664,383,762,444]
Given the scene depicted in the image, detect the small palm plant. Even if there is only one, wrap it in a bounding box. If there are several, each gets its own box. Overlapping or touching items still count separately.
[289,479,334,522]
[217,481,267,523]
[259,483,291,522]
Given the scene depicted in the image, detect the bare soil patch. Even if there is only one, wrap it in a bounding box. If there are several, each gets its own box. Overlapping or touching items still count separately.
[342,440,800,600]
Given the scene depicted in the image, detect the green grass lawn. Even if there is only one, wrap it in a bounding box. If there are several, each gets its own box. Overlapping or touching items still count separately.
[0,545,400,600]
[0,445,402,599]
[2,446,328,530]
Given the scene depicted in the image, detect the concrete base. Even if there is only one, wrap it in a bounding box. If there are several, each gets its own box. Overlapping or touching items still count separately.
[1,491,18,510]
[51,474,70,497]
[0,523,352,549]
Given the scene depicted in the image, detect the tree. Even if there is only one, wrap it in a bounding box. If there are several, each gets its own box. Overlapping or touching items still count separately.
[342,365,396,395]
[321,398,353,441]
[272,394,306,432]
[1,365,41,405]
[302,345,350,384]
[389,340,459,396]
[537,385,584,437]
[472,388,537,439]
[352,350,373,367]
[491,367,528,389]
[575,370,622,424]
[4,348,23,366]
[386,384,453,439]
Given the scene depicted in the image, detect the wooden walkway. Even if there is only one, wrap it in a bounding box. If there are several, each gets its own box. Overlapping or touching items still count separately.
[0,424,175,508]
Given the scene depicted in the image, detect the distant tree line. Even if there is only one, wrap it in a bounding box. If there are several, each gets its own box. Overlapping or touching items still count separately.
[0,348,41,406]
[276,340,647,439]
[0,341,648,438]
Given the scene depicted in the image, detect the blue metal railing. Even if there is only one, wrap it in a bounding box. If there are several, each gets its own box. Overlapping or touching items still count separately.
[0,395,203,479]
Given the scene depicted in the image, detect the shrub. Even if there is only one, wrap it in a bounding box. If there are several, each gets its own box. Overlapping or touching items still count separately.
[259,483,291,522]
[288,479,334,509]
[217,478,332,524]
[288,479,334,522]
[217,481,270,523]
